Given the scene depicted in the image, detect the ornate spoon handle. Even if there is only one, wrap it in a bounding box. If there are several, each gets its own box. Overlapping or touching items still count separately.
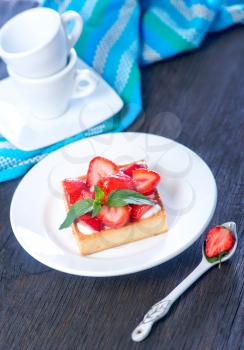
[131,258,212,342]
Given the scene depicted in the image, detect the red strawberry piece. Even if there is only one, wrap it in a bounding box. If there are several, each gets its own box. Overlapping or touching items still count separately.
[97,205,131,228]
[146,190,158,200]
[63,179,93,205]
[86,157,119,186]
[123,163,146,177]
[132,169,160,194]
[205,226,235,258]
[77,214,103,231]
[98,173,135,201]
[131,204,153,221]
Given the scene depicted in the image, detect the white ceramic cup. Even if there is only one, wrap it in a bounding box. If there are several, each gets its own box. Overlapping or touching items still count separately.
[8,49,96,119]
[0,8,82,78]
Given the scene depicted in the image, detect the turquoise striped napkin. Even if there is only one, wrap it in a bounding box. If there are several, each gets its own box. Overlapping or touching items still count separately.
[0,0,243,182]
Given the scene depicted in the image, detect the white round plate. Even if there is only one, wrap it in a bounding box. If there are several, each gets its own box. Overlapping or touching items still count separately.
[10,133,217,277]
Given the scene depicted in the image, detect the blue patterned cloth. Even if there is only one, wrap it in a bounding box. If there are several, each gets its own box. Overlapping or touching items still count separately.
[0,0,243,182]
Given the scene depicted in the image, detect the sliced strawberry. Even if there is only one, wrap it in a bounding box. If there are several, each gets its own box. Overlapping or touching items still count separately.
[63,179,98,230]
[123,163,146,177]
[98,173,135,201]
[132,169,160,194]
[97,205,131,228]
[77,214,103,231]
[63,179,93,205]
[146,190,158,201]
[131,204,153,221]
[86,157,119,186]
[205,226,235,258]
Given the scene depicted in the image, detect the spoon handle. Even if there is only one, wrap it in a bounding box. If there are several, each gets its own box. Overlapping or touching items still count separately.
[131,258,212,342]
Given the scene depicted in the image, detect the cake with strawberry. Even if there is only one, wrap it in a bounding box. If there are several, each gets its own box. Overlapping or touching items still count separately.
[60,156,168,255]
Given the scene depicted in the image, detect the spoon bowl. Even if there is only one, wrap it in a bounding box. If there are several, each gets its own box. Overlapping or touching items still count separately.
[203,221,238,265]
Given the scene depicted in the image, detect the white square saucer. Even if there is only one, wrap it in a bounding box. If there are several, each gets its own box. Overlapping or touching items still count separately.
[0,59,123,151]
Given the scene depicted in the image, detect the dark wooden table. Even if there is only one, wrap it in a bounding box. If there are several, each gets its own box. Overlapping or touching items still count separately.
[0,3,243,350]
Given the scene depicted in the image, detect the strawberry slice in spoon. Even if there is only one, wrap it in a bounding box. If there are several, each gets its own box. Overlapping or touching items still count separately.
[205,226,235,258]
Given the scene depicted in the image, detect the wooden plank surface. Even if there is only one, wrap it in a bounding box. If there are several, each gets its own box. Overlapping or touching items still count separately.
[0,2,243,350]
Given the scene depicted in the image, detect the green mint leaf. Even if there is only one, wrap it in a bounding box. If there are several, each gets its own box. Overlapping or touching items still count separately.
[92,202,102,218]
[59,198,94,229]
[106,190,154,207]
[205,251,228,264]
[94,185,104,202]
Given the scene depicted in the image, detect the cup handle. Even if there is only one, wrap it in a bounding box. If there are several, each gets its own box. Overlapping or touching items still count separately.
[61,11,83,50]
[73,69,97,99]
